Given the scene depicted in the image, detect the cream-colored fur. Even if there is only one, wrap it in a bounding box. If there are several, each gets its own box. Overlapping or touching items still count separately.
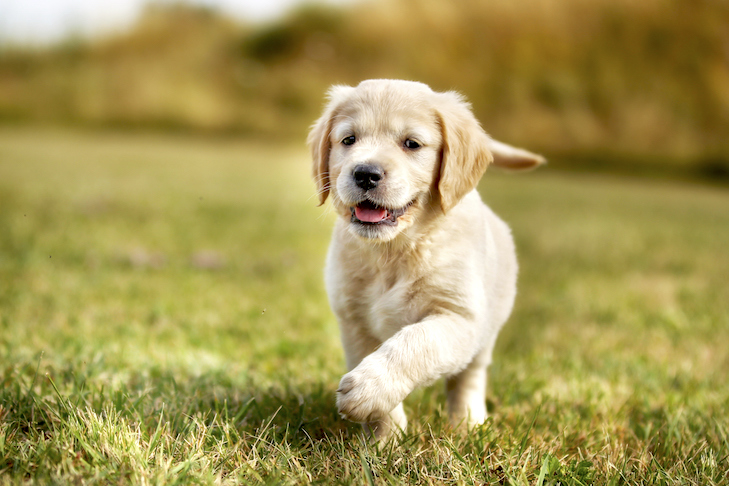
[308,79,544,440]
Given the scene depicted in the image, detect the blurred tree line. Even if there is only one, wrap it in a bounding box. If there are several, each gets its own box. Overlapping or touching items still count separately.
[1,0,728,176]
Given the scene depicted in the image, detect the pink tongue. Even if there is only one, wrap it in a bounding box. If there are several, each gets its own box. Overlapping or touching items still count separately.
[355,205,387,223]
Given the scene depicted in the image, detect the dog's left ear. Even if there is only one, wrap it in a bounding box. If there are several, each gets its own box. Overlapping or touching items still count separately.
[489,139,546,172]
[308,85,354,206]
[435,92,546,213]
[435,92,493,213]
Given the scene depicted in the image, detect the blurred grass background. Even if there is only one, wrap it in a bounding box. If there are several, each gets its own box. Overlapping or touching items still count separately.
[1,127,727,483]
[2,1,729,482]
[1,0,728,179]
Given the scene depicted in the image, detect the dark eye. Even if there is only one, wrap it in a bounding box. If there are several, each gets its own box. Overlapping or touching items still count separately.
[341,135,356,146]
[404,139,421,150]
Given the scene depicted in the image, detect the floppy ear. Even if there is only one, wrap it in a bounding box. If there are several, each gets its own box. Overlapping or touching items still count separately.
[489,139,546,171]
[307,85,353,206]
[436,92,493,213]
[307,111,333,206]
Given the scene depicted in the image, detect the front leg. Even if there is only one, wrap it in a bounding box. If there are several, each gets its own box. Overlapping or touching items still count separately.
[337,350,411,423]
[337,313,480,427]
[338,323,408,440]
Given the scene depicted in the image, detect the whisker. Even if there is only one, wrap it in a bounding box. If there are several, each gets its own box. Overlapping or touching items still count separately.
[312,171,330,184]
[306,184,331,203]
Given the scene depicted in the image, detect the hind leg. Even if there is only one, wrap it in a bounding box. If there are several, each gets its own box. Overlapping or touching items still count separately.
[445,348,491,428]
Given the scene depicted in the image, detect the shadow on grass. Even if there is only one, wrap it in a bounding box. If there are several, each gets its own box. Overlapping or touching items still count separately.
[0,358,358,453]
[4,356,728,484]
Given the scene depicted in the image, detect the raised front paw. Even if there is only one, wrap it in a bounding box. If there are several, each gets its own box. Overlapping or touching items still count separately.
[336,355,410,423]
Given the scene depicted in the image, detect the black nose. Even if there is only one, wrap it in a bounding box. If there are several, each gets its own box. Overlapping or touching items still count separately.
[353,164,384,191]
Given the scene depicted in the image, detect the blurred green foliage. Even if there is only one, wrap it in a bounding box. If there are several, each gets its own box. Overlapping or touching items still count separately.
[0,0,728,175]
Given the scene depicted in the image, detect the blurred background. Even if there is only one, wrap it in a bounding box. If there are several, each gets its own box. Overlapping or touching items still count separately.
[1,0,728,179]
[2,4,729,482]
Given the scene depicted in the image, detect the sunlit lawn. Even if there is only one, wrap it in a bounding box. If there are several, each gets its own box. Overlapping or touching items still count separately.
[1,128,727,484]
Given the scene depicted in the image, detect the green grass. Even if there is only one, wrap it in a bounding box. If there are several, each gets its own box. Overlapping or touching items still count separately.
[1,127,728,484]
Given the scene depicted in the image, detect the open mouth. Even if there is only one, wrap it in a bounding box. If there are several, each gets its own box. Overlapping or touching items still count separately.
[350,200,413,226]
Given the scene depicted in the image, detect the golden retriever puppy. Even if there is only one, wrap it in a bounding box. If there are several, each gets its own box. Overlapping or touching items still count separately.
[308,79,544,440]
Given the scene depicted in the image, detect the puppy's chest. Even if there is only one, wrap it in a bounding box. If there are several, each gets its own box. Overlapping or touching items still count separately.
[352,270,426,342]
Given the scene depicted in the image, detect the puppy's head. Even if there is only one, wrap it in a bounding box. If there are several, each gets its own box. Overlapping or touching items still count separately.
[309,79,544,242]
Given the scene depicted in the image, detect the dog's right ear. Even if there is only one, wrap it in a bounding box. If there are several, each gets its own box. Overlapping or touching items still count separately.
[308,85,353,206]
